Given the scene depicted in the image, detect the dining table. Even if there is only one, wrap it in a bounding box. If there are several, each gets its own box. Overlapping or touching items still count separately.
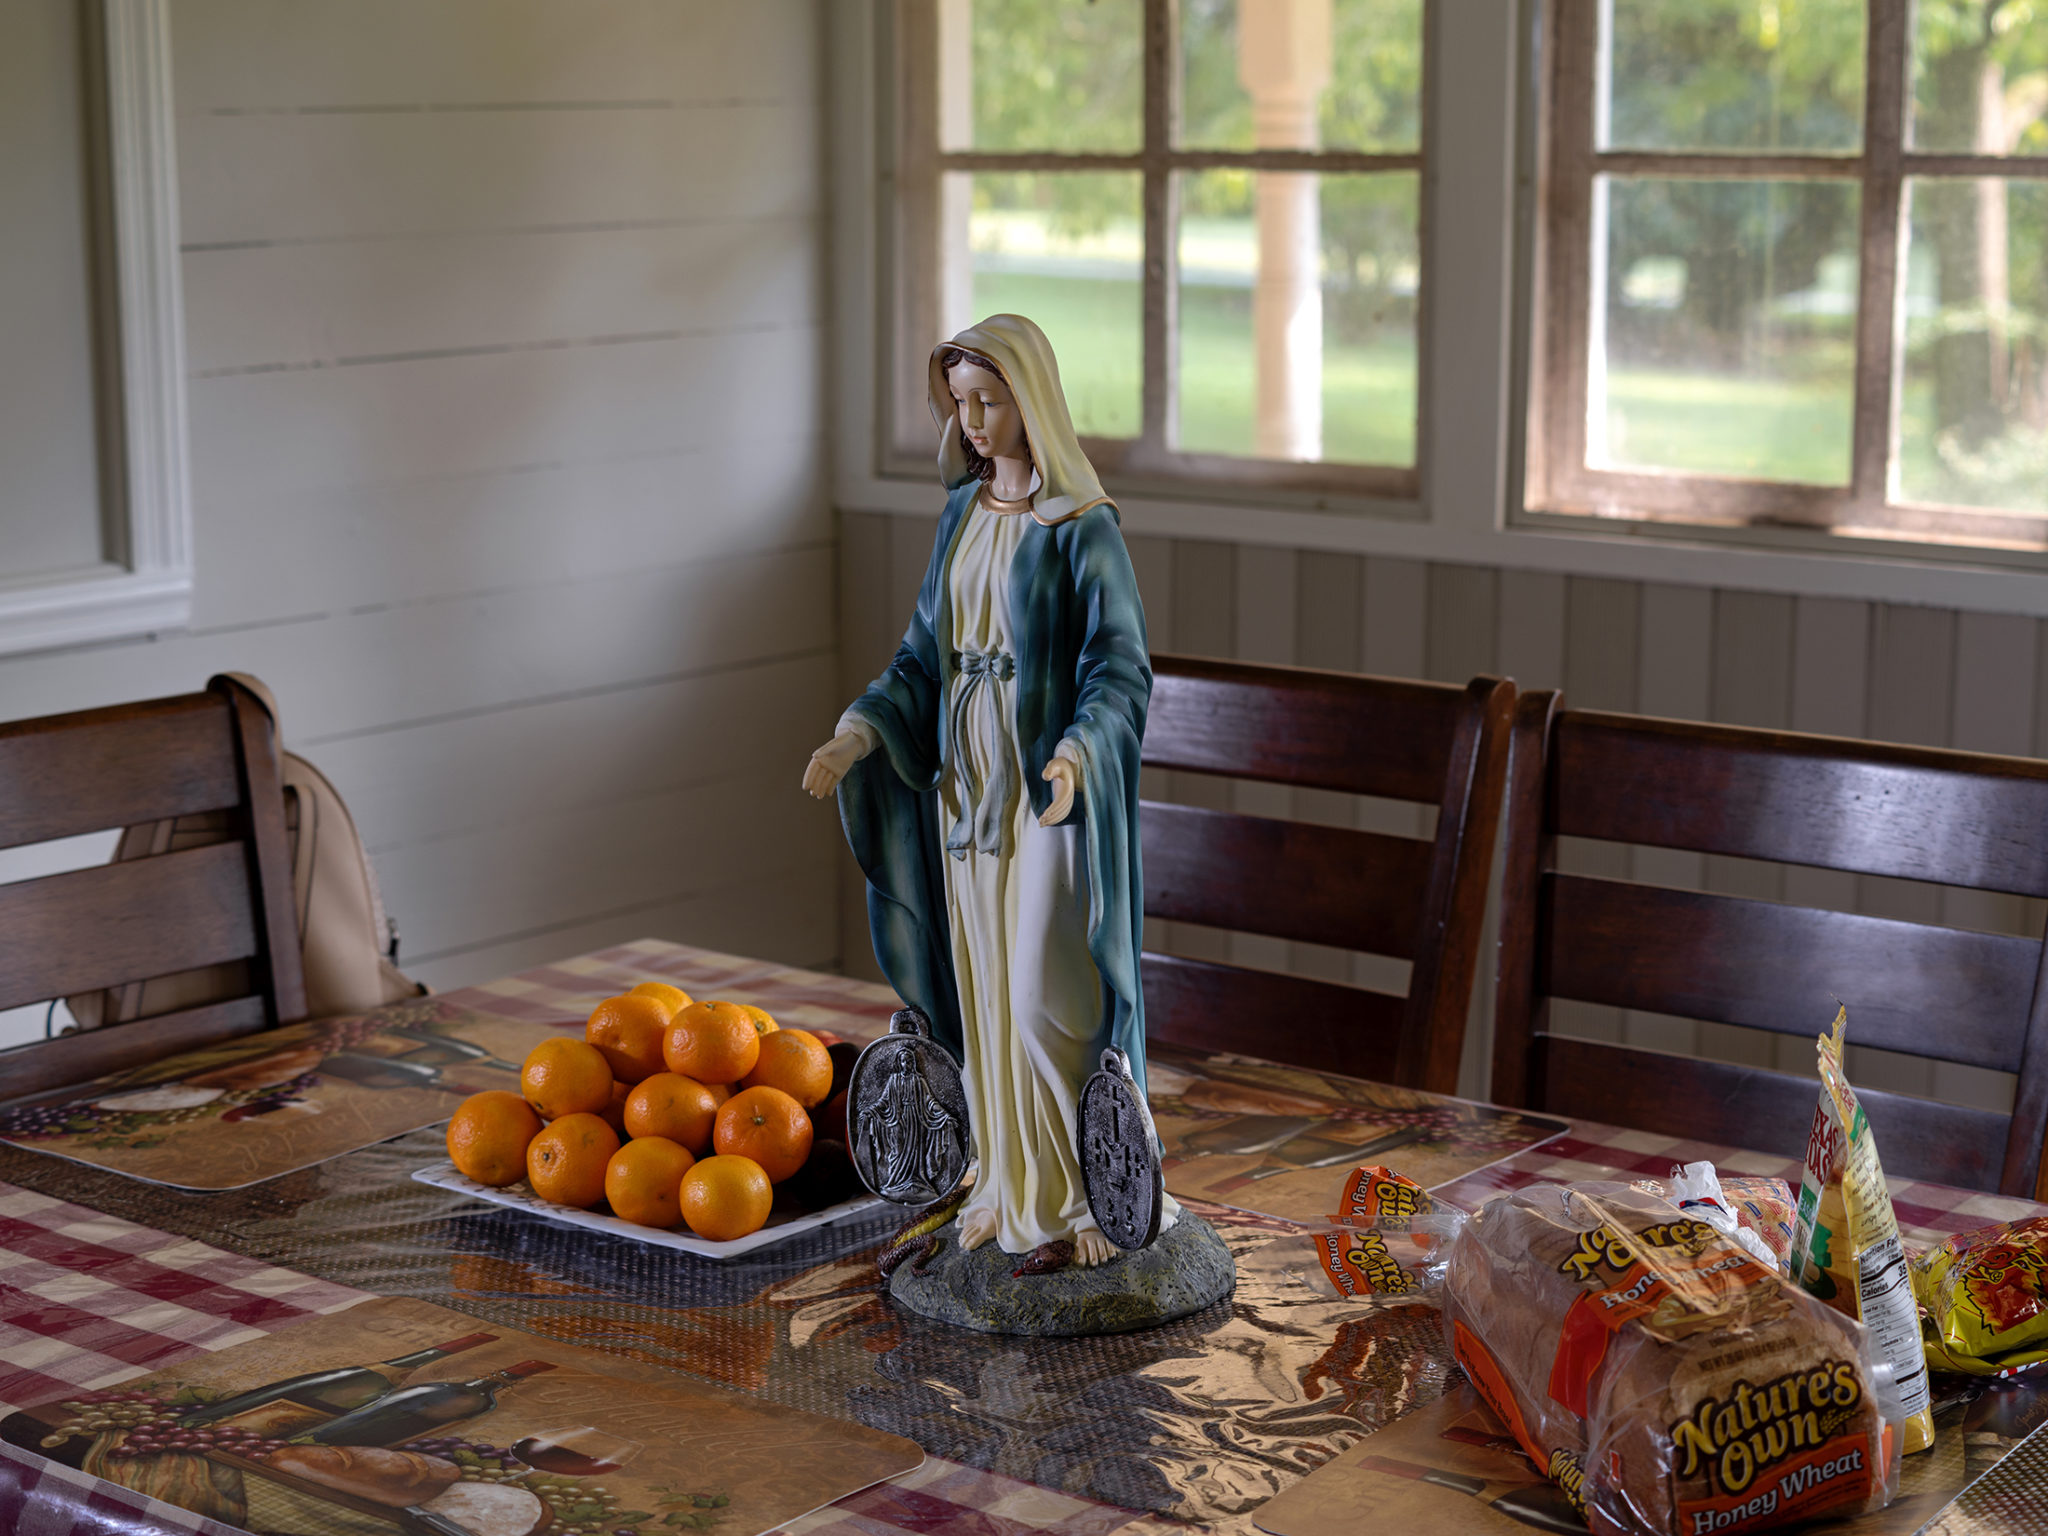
[2,938,2045,1536]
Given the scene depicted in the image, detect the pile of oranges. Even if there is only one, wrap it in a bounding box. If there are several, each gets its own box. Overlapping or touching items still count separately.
[444,981,860,1242]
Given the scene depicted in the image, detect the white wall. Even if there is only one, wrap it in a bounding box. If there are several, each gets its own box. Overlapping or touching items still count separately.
[0,0,840,1032]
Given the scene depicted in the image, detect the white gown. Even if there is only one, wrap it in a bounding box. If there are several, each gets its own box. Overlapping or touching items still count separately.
[937,500,1106,1254]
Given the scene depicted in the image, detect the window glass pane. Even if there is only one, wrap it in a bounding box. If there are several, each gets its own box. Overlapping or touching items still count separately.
[1179,0,1422,152]
[955,0,1142,153]
[1909,1,2048,156]
[1600,0,1865,153]
[952,172,1143,439]
[1589,177,1859,484]
[1176,170,1418,465]
[1897,178,2048,512]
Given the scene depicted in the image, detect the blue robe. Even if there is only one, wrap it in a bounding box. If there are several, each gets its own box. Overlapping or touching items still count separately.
[837,482,1152,1101]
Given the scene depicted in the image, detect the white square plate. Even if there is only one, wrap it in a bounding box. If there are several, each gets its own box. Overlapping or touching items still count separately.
[410,1159,889,1259]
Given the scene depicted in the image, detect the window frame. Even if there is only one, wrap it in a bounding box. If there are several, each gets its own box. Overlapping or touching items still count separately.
[883,0,1435,503]
[833,0,2048,619]
[1523,0,2048,551]
[0,0,192,659]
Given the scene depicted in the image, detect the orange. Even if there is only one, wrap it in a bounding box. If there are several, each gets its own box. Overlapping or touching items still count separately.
[704,1081,733,1109]
[525,1112,620,1207]
[629,981,693,1019]
[584,994,671,1085]
[446,1091,543,1187]
[604,1136,695,1228]
[520,1037,614,1120]
[739,1004,779,1038]
[598,1080,631,1137]
[678,1154,774,1241]
[713,1086,813,1183]
[663,1001,761,1086]
[740,1029,833,1109]
[623,1072,720,1153]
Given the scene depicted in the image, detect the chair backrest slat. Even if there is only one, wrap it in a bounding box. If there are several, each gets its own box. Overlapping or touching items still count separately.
[0,676,305,1100]
[0,694,241,852]
[1146,658,1465,800]
[1141,655,1513,1092]
[1543,874,2038,1074]
[1538,1034,2012,1192]
[0,996,271,1105]
[0,844,258,1011]
[1140,952,1408,1082]
[1556,713,2048,897]
[1142,801,1434,959]
[1497,691,2048,1197]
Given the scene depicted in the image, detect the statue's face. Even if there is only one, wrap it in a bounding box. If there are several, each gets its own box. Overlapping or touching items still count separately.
[945,359,1027,465]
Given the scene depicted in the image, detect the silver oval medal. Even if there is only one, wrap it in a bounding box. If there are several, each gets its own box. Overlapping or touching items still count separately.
[1079,1047,1162,1252]
[847,1006,971,1205]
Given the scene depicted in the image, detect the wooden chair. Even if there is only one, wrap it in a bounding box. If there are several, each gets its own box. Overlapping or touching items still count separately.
[1493,693,2048,1198]
[1140,654,1514,1093]
[0,676,306,1101]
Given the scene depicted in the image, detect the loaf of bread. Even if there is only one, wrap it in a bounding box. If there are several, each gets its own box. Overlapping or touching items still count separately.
[264,1444,461,1506]
[1443,1183,1895,1536]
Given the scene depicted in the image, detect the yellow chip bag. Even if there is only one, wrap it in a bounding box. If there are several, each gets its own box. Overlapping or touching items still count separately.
[1788,1006,1937,1453]
[1912,1217,2048,1376]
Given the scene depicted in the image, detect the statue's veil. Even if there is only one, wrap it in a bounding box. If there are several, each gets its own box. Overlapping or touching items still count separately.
[927,314,1110,526]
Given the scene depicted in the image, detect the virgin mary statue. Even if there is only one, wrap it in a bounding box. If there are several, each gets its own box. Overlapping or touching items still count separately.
[803,314,1175,1267]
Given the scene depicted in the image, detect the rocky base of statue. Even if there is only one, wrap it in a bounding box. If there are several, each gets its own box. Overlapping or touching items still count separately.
[885,1214,1235,1336]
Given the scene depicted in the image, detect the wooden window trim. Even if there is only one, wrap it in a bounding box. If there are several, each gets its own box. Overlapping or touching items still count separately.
[1527,0,2048,553]
[0,0,192,658]
[887,0,1433,504]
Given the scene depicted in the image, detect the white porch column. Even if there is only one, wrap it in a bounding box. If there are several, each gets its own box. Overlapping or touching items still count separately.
[1238,0,1331,461]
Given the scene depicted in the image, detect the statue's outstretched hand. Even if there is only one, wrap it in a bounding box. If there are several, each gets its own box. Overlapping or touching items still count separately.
[804,730,867,799]
[1039,758,1078,826]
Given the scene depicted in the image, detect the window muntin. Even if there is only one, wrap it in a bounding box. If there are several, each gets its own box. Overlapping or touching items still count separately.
[893,0,1429,495]
[1531,0,2048,550]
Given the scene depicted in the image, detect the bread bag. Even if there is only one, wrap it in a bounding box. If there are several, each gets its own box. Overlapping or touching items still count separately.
[1443,1182,1898,1536]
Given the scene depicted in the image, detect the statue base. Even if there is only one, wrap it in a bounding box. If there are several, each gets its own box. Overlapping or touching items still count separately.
[885,1212,1235,1336]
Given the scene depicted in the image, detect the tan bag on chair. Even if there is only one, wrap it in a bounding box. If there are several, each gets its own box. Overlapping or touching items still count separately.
[67,674,425,1029]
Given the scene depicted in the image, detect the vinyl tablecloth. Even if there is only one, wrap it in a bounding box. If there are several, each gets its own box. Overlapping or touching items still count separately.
[4,940,2044,1536]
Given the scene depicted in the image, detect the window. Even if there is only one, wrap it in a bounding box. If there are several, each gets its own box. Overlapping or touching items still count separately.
[0,0,190,658]
[888,0,1428,499]
[1527,0,2048,551]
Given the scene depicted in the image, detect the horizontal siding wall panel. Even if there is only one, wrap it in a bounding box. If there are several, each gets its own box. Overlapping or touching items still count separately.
[409,866,839,997]
[314,654,838,853]
[0,545,834,740]
[197,435,829,631]
[173,0,815,111]
[188,325,825,503]
[381,770,830,962]
[183,220,821,378]
[178,105,819,246]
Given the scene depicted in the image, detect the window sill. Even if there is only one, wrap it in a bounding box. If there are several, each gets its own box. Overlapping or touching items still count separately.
[836,462,2048,619]
[0,565,193,658]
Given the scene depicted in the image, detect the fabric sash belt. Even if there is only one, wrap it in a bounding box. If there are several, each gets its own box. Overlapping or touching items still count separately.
[946,648,1017,859]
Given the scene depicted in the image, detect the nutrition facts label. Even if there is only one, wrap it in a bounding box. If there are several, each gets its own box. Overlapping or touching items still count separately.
[1858,1233,1929,1417]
